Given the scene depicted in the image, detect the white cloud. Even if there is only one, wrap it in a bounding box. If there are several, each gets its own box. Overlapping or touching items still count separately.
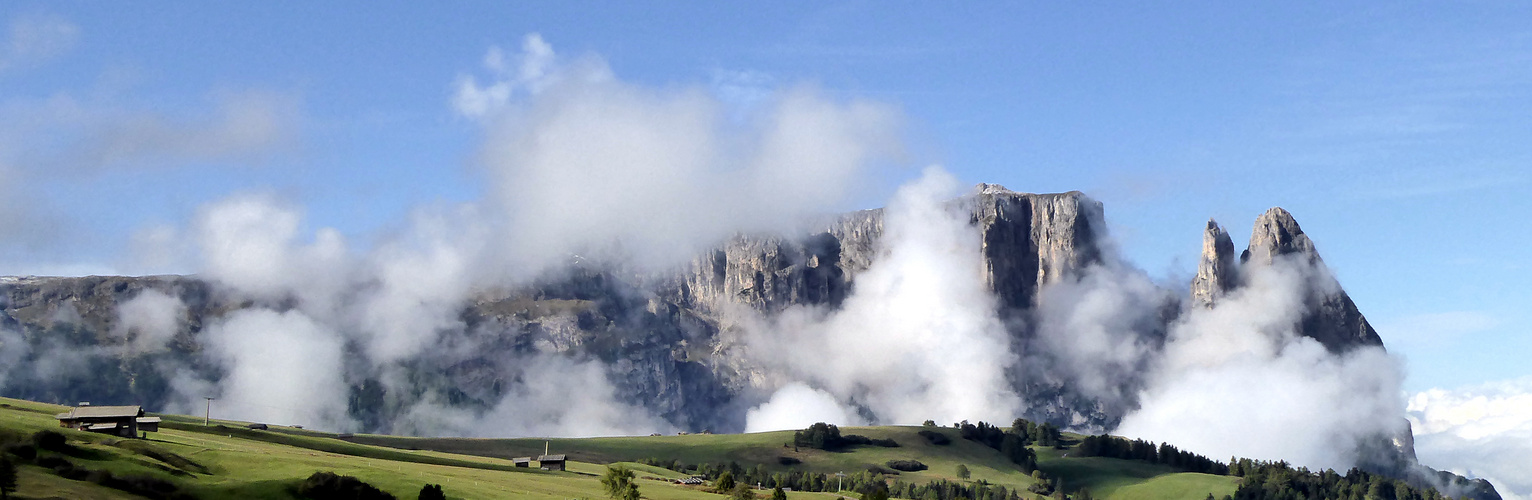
[451,33,562,119]
[205,309,354,430]
[112,289,186,353]
[396,355,674,438]
[745,383,866,433]
[739,166,1022,426]
[192,193,353,309]
[1117,258,1409,472]
[1409,377,1532,500]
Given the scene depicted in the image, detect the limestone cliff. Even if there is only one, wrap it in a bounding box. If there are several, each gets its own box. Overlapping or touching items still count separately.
[663,184,1104,318]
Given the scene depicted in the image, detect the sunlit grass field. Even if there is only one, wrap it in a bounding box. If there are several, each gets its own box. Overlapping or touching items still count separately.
[0,396,1237,499]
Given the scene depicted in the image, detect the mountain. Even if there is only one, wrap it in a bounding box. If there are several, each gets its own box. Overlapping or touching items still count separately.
[0,185,1498,499]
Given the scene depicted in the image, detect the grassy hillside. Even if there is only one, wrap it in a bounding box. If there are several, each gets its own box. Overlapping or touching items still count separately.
[0,396,1238,499]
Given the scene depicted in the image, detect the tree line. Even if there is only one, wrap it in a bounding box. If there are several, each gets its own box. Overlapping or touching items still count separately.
[1073,434,1228,475]
[1229,460,1466,500]
[953,419,1057,474]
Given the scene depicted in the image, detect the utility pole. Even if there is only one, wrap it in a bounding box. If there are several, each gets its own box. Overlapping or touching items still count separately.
[836,471,845,492]
[204,397,214,426]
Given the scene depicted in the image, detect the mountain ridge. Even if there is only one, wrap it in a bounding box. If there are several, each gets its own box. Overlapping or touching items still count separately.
[0,185,1498,499]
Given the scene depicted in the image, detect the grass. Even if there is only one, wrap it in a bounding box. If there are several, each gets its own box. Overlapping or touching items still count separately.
[1035,447,1239,500]
[1,396,1243,499]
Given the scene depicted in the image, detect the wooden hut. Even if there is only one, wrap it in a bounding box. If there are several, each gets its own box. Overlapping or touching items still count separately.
[54,405,159,438]
[536,454,566,471]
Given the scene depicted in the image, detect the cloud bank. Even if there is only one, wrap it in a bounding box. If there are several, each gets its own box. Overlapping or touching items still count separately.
[1117,257,1407,472]
[1408,377,1532,500]
[99,33,909,435]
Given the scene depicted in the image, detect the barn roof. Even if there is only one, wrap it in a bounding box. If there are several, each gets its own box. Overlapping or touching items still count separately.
[537,454,566,461]
[57,405,143,419]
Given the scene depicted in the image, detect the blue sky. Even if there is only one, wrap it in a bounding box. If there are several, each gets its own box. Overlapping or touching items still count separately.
[0,2,1527,395]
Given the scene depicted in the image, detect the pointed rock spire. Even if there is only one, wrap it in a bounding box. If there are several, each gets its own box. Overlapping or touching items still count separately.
[1242,207,1319,266]
[1191,219,1237,307]
[1237,207,1383,352]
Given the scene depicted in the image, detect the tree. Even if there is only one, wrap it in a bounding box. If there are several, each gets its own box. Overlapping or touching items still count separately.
[955,464,970,479]
[417,484,445,500]
[715,470,736,492]
[771,485,787,500]
[601,465,640,500]
[729,482,754,500]
[0,457,17,500]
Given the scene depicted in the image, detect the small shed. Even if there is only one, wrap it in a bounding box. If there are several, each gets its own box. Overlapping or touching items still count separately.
[247,423,268,430]
[512,457,532,468]
[55,405,158,438]
[536,454,566,471]
[136,417,161,433]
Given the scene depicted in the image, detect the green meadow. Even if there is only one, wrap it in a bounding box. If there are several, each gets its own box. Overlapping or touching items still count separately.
[0,396,1237,499]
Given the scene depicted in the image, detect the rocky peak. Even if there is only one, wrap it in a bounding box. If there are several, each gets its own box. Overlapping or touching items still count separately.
[1229,207,1383,352]
[1190,219,1237,307]
[1242,207,1319,266]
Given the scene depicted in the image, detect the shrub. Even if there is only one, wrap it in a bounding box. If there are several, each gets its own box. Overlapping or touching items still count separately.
[917,430,950,445]
[776,456,801,466]
[885,460,928,472]
[2,444,35,461]
[418,483,446,500]
[298,471,396,500]
[31,430,67,452]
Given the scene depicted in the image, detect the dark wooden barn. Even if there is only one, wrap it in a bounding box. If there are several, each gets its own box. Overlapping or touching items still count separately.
[54,405,159,438]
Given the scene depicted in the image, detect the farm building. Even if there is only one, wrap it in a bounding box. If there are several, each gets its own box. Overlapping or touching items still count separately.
[512,457,532,467]
[536,454,566,471]
[54,405,159,438]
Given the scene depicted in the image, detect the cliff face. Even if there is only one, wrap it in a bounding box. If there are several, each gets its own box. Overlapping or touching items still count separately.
[663,186,1104,319]
[0,192,1384,429]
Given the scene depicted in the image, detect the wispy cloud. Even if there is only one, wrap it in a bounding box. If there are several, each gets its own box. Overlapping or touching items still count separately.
[0,14,79,73]
[1376,310,1502,348]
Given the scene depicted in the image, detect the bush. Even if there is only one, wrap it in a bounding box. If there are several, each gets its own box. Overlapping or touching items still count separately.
[31,430,67,452]
[776,456,801,466]
[885,460,927,472]
[793,423,898,450]
[418,483,445,500]
[2,444,36,461]
[298,471,396,500]
[917,430,950,445]
[36,455,84,479]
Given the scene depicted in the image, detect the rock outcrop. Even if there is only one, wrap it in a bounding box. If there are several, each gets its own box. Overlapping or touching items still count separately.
[1190,219,1237,307]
